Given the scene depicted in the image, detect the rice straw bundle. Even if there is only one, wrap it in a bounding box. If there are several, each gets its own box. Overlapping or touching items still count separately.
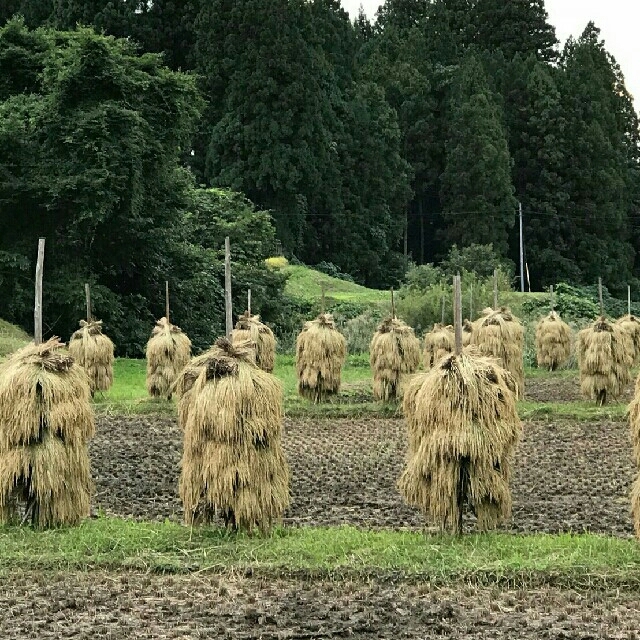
[146,317,191,400]
[296,314,347,403]
[535,310,572,371]
[231,312,276,373]
[423,323,454,369]
[68,319,114,394]
[577,317,632,405]
[398,351,521,533]
[178,338,289,532]
[0,338,94,527]
[462,319,474,346]
[470,307,524,398]
[616,315,640,366]
[370,317,421,401]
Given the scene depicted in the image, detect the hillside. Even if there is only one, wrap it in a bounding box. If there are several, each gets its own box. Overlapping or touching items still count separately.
[0,319,30,358]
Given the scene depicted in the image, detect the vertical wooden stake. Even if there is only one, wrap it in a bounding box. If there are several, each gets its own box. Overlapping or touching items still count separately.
[165,281,170,324]
[454,275,462,356]
[247,289,252,315]
[493,269,498,310]
[34,238,45,345]
[390,287,396,319]
[85,283,92,322]
[224,236,232,338]
[550,284,554,311]
[320,283,326,314]
[441,294,445,324]
[469,282,473,320]
[598,277,604,317]
[628,285,632,317]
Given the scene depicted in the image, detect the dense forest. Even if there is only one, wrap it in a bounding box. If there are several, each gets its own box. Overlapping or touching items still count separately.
[0,1,639,351]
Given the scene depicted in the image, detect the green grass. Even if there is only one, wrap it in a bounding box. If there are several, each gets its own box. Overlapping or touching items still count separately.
[283,264,389,307]
[1,518,640,588]
[0,319,29,359]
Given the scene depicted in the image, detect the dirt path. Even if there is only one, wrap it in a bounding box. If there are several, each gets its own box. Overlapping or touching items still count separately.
[91,414,636,536]
[1,571,638,639]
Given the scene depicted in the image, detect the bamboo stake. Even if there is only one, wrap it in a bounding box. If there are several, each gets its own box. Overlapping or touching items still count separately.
[628,285,632,317]
[247,289,252,315]
[493,269,498,310]
[550,284,554,312]
[469,282,473,320]
[34,238,45,345]
[390,287,396,319]
[454,275,462,356]
[321,283,326,314]
[441,294,445,324]
[165,280,170,324]
[85,283,92,322]
[598,277,604,317]
[225,236,232,338]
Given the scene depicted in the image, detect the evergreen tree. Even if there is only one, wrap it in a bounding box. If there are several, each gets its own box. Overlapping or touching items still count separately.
[471,0,558,62]
[440,54,517,257]
[559,23,636,289]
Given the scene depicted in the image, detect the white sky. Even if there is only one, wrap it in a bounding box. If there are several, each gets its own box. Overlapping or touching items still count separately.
[342,0,640,107]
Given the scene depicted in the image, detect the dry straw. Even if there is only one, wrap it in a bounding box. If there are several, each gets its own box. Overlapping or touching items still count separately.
[462,319,474,347]
[628,376,640,537]
[146,317,191,399]
[232,312,276,373]
[178,338,289,532]
[616,315,640,366]
[0,338,94,527]
[577,317,632,405]
[296,313,347,403]
[535,310,572,371]
[68,319,114,394]
[398,351,521,533]
[370,317,421,401]
[423,323,454,369]
[470,307,524,398]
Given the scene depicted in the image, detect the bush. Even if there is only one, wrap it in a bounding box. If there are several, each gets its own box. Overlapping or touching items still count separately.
[313,261,355,282]
[342,310,385,354]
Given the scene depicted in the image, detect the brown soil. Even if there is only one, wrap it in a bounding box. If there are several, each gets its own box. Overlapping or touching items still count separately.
[525,373,635,403]
[91,415,636,536]
[2,571,640,639]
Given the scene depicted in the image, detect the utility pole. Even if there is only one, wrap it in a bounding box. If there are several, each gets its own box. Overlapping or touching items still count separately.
[519,201,524,293]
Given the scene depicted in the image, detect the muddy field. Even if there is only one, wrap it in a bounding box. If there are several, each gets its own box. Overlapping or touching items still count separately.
[524,373,636,404]
[2,571,639,639]
[92,411,636,536]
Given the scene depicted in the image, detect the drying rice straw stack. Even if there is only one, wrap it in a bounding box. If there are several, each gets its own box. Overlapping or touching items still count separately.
[370,317,421,401]
[423,323,454,369]
[296,313,347,403]
[0,338,94,527]
[535,310,572,371]
[68,319,114,394]
[232,312,276,372]
[146,317,191,399]
[177,338,289,531]
[616,315,640,366]
[628,376,640,537]
[462,319,474,346]
[399,276,522,533]
[470,307,524,398]
[577,317,632,405]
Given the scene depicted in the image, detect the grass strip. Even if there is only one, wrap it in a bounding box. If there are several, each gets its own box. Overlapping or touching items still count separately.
[1,519,640,589]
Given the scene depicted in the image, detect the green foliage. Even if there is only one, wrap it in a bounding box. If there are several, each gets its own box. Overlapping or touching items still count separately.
[0,318,29,358]
[439,243,515,280]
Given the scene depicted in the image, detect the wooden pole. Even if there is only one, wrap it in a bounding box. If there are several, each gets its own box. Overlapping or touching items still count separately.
[85,283,91,322]
[441,294,445,324]
[550,284,554,311]
[390,287,396,319]
[165,280,170,323]
[469,282,473,319]
[493,269,498,310]
[224,236,232,338]
[454,275,462,356]
[598,277,604,317]
[320,283,326,314]
[247,289,252,315]
[34,238,45,345]
[628,285,632,317]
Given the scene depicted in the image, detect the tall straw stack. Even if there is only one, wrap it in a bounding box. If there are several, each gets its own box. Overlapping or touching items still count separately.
[628,376,640,537]
[577,317,632,405]
[231,312,276,373]
[370,317,421,401]
[535,310,572,371]
[398,351,521,533]
[68,319,114,394]
[0,338,94,527]
[616,315,640,366]
[296,313,347,403]
[470,307,524,398]
[423,323,455,369]
[146,317,192,400]
[177,338,289,531]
